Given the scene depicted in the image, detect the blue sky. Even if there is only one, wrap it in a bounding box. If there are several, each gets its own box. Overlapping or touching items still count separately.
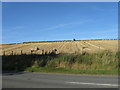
[2,2,118,44]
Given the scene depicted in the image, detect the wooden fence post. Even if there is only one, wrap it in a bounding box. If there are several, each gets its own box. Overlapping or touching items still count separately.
[45,51,47,55]
[21,50,23,55]
[3,51,5,56]
[31,50,33,54]
[11,51,13,55]
[42,50,44,54]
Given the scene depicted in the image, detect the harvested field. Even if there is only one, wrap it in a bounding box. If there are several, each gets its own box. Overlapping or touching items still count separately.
[1,39,118,55]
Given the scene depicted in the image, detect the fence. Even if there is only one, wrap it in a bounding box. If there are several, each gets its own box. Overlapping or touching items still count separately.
[2,49,58,56]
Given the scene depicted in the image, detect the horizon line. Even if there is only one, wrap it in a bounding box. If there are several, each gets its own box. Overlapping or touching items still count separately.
[2,38,118,45]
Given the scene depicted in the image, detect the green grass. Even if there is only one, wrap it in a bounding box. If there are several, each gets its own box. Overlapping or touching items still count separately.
[2,50,120,75]
[25,67,119,75]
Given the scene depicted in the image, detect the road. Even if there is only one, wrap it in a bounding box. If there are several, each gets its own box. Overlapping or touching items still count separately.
[2,71,119,88]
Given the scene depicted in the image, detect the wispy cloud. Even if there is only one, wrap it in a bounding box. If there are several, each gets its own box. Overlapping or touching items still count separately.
[91,5,117,12]
[86,29,118,39]
[91,6,105,11]
[50,28,118,39]
[43,22,82,30]
[93,29,117,34]
[3,26,25,36]
[3,26,25,31]
[41,20,91,31]
[12,26,25,30]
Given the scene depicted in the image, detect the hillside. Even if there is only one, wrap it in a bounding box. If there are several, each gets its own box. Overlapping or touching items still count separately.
[1,39,118,55]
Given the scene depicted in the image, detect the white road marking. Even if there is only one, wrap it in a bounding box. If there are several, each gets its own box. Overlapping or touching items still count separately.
[66,82,119,87]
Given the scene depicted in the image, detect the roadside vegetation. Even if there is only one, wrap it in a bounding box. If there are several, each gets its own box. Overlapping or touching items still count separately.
[2,50,119,75]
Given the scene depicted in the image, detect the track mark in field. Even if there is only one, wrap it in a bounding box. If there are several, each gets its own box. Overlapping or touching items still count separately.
[66,82,119,87]
[75,42,81,51]
[79,42,90,50]
[85,42,105,49]
[57,42,65,50]
[4,44,31,53]
[59,42,68,52]
[71,42,78,52]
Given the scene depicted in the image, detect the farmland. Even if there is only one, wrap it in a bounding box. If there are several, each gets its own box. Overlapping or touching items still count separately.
[2,39,119,74]
[1,39,118,55]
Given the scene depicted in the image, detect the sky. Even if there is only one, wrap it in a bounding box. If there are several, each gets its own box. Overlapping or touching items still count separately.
[2,2,118,44]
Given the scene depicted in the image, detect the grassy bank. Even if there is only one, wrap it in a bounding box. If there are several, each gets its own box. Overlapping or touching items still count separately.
[25,67,118,75]
[2,50,119,75]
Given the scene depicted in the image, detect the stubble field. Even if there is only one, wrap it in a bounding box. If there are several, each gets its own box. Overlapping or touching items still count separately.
[1,39,118,55]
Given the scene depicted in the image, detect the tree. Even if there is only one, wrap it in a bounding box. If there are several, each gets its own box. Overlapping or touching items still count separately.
[73,38,76,41]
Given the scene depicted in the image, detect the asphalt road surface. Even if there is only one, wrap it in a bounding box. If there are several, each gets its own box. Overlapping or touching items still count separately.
[2,71,119,88]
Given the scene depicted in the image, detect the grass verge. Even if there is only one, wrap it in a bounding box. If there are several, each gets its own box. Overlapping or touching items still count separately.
[2,50,119,75]
[24,67,119,75]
